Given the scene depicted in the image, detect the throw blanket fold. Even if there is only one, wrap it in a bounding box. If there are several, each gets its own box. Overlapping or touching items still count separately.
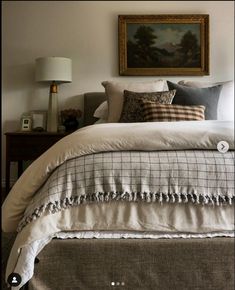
[2,120,234,232]
[17,150,234,232]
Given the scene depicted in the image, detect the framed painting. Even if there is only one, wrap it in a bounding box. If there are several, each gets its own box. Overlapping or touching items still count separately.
[119,15,209,76]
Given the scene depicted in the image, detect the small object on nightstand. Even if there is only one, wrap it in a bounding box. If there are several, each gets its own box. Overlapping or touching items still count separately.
[33,127,44,132]
[58,125,66,133]
[21,115,32,131]
[31,110,47,131]
[61,109,82,132]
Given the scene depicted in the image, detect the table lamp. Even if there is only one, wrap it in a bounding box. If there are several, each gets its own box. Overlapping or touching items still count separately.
[35,57,72,132]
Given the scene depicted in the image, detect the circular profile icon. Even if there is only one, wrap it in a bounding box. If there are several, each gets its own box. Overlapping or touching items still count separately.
[7,273,22,287]
[217,141,229,153]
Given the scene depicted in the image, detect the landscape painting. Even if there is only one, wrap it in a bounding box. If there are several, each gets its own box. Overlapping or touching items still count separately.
[119,15,209,76]
[127,23,201,68]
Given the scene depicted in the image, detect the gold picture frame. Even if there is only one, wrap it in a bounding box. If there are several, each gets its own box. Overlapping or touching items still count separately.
[119,14,209,76]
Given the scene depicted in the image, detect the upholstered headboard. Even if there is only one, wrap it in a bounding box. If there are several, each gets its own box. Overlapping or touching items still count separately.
[84,92,107,126]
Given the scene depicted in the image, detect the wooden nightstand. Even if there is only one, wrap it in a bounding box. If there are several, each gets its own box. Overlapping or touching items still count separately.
[5,131,70,195]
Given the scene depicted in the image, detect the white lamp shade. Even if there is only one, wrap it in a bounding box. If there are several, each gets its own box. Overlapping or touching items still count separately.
[35,57,72,83]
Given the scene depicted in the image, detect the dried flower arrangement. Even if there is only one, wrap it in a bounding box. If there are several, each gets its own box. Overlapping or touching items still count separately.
[60,108,82,131]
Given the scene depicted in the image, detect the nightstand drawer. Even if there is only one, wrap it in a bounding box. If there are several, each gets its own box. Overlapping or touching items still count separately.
[7,135,64,160]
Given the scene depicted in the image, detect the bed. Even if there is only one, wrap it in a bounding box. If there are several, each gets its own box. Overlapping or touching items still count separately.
[2,80,235,290]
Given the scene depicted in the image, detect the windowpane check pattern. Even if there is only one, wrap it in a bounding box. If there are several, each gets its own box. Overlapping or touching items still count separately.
[19,150,234,231]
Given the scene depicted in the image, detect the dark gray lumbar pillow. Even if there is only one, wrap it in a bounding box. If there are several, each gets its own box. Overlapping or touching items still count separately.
[167,81,222,120]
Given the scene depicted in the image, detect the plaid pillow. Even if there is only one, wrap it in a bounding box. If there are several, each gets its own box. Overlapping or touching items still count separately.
[141,101,205,122]
[119,90,176,122]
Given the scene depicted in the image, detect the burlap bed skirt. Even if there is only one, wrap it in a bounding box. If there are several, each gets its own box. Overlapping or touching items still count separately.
[27,237,234,290]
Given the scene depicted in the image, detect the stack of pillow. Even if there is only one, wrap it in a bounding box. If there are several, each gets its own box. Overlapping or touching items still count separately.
[93,79,234,123]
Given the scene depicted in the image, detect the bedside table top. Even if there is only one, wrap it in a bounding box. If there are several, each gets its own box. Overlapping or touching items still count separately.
[5,131,72,136]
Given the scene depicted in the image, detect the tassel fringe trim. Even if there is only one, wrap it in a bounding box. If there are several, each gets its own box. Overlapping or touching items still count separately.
[17,191,234,232]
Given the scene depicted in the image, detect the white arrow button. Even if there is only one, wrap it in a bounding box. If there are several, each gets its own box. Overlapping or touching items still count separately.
[217,141,229,153]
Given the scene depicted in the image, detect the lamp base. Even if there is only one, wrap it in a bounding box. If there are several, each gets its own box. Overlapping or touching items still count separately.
[47,92,58,132]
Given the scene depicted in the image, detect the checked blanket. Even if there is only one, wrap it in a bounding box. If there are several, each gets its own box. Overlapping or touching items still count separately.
[2,120,234,232]
[18,150,234,231]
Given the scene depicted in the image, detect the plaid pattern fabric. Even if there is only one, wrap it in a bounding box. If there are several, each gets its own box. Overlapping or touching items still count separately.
[18,150,234,231]
[142,101,205,122]
[119,89,176,122]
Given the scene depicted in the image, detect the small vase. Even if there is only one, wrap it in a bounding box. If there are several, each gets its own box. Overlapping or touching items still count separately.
[63,118,79,132]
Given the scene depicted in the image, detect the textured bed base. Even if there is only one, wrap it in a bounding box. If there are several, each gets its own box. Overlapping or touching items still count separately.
[28,237,234,290]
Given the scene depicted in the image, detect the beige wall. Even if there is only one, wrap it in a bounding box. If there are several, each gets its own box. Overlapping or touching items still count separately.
[2,1,234,185]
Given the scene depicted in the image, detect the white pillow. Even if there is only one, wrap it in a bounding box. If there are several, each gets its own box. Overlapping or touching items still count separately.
[93,101,108,119]
[178,80,234,120]
[102,80,166,122]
